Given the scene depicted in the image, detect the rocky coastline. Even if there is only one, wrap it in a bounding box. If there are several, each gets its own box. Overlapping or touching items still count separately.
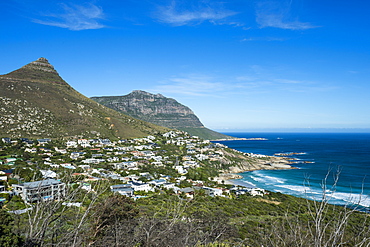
[215,149,295,183]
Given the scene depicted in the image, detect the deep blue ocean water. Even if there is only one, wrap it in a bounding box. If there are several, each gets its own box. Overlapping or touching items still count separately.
[215,133,370,208]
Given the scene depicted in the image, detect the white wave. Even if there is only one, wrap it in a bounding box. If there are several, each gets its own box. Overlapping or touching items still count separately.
[247,171,370,208]
[249,172,286,184]
[289,189,370,208]
[250,176,271,185]
[309,190,325,195]
[245,181,256,187]
[250,175,268,184]
[276,184,309,193]
[238,180,256,187]
[265,175,286,184]
[329,192,370,207]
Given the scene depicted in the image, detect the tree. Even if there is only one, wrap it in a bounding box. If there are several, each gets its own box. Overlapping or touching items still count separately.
[89,194,139,246]
[9,179,109,246]
[0,209,23,246]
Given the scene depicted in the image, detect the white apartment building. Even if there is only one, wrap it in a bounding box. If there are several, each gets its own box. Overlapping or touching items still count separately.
[13,179,66,203]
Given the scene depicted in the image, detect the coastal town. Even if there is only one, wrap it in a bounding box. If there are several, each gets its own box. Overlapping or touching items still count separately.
[0,131,292,209]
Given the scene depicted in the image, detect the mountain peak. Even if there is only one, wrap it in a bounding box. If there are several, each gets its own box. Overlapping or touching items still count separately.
[131,90,165,98]
[3,57,68,85]
[24,57,58,74]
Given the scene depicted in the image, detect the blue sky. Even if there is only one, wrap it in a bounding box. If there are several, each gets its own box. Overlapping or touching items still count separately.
[1,0,370,131]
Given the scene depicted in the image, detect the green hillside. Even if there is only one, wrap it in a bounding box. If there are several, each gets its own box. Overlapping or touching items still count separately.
[0,58,168,139]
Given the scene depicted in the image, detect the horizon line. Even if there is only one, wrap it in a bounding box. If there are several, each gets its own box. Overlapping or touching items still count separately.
[214,127,370,133]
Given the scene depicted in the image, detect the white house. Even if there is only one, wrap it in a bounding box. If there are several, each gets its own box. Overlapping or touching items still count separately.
[203,187,223,197]
[163,183,176,190]
[60,163,76,169]
[66,141,77,148]
[174,165,188,174]
[78,139,91,148]
[128,181,153,192]
[40,170,57,178]
[196,154,209,161]
[55,147,67,154]
[78,164,91,170]
[183,161,199,168]
[149,179,167,187]
[82,158,105,164]
[25,147,37,153]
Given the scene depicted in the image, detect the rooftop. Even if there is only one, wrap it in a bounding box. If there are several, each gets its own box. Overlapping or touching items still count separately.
[20,179,63,188]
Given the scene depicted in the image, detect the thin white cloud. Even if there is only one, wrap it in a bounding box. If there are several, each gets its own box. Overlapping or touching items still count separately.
[150,67,335,98]
[33,3,105,31]
[151,75,228,96]
[256,13,315,30]
[155,0,237,26]
[150,74,275,97]
[256,0,317,30]
[236,66,336,93]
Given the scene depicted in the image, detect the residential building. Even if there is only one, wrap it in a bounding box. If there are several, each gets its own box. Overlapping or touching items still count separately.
[37,139,51,145]
[13,179,66,203]
[203,187,223,197]
[40,170,57,179]
[2,138,11,144]
[149,179,167,187]
[110,184,134,197]
[128,181,153,192]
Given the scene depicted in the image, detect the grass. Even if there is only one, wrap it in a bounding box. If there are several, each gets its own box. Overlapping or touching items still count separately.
[0,65,169,139]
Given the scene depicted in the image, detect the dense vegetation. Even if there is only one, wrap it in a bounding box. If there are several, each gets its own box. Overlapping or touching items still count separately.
[1,187,369,246]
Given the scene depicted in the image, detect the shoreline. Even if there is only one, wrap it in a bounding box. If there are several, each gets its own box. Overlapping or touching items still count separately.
[215,150,296,186]
[214,133,370,210]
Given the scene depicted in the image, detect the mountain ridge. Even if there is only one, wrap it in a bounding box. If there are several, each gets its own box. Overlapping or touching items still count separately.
[91,91,233,140]
[0,58,168,139]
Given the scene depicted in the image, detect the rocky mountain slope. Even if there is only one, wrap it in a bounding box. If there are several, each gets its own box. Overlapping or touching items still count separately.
[91,91,233,140]
[92,90,202,128]
[0,58,168,139]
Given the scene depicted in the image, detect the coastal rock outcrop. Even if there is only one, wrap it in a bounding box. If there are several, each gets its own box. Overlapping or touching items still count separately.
[217,149,293,180]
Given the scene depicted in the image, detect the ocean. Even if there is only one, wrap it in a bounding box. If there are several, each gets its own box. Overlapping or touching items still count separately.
[215,132,370,209]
